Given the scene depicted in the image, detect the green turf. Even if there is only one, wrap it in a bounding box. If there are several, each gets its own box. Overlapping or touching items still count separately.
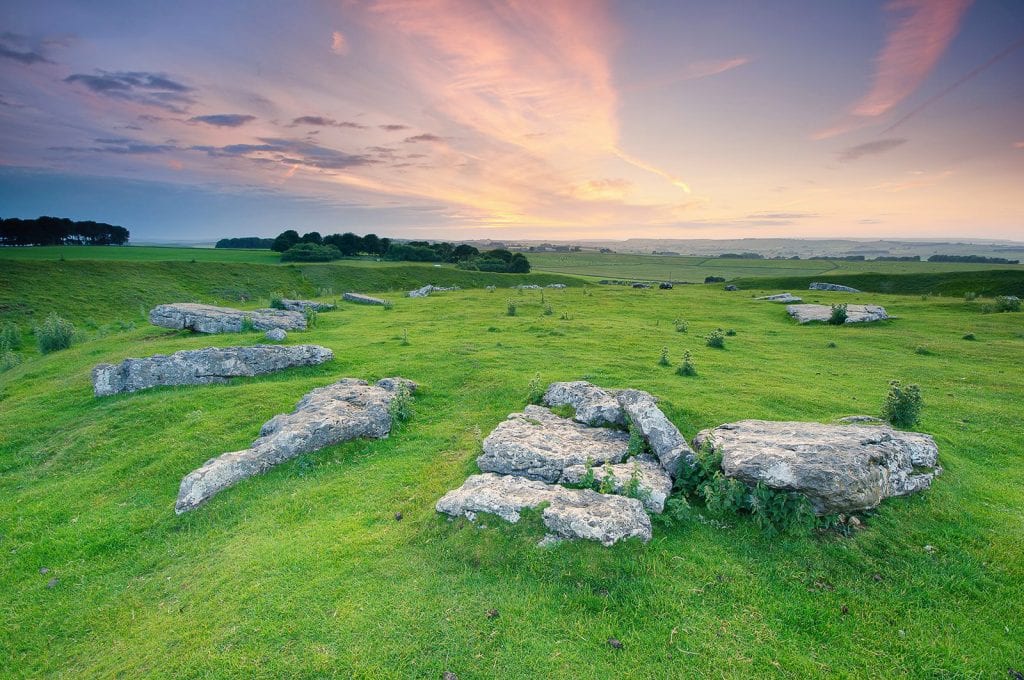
[0,245,284,264]
[1,263,1023,678]
[528,251,1024,283]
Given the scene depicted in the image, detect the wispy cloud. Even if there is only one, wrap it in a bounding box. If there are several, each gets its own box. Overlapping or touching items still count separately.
[64,70,195,112]
[192,137,375,170]
[838,137,907,162]
[0,40,50,65]
[50,138,177,155]
[403,133,444,144]
[627,56,750,91]
[815,0,972,139]
[331,30,349,55]
[379,124,409,132]
[1014,141,1024,149]
[291,116,367,129]
[747,211,819,219]
[189,114,256,127]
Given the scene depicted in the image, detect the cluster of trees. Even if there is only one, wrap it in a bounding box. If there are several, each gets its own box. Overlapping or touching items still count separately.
[874,255,921,262]
[928,254,1019,264]
[717,252,764,259]
[1,216,129,246]
[215,237,275,249]
[271,229,530,272]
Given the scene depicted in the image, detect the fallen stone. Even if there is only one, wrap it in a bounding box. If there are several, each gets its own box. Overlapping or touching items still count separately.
[724,285,738,291]
[150,303,306,333]
[514,284,542,290]
[757,293,802,303]
[632,282,651,289]
[560,454,673,513]
[546,283,567,289]
[787,304,889,324]
[343,292,388,306]
[276,299,335,312]
[542,381,625,427]
[616,389,694,478]
[407,284,459,298]
[838,415,885,424]
[659,282,673,290]
[175,377,416,513]
[265,328,287,342]
[809,282,861,293]
[92,344,333,396]
[691,420,941,515]
[435,473,651,546]
[477,405,629,483]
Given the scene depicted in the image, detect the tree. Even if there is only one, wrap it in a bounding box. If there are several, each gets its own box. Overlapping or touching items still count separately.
[452,244,479,261]
[362,233,382,255]
[300,231,323,245]
[271,229,300,252]
[337,232,363,256]
[483,248,513,263]
[280,243,342,262]
[507,252,531,273]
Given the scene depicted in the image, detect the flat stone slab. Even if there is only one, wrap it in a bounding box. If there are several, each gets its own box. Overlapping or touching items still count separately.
[757,293,802,303]
[408,285,459,298]
[92,344,333,397]
[692,420,941,515]
[542,381,626,427]
[616,389,694,478]
[809,282,861,292]
[276,299,335,312]
[477,405,629,483]
[560,454,673,513]
[787,304,889,324]
[435,473,651,546]
[175,377,416,513]
[150,303,306,333]
[343,292,388,305]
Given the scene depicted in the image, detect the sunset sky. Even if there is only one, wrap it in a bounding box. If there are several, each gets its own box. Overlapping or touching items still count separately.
[1,0,1022,241]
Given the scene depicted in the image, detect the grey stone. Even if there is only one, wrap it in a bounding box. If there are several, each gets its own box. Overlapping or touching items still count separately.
[542,381,625,427]
[276,299,335,312]
[809,282,861,293]
[92,344,333,397]
[477,405,629,483]
[838,415,885,424]
[342,292,388,305]
[175,377,416,513]
[616,389,694,478]
[265,328,287,342]
[435,473,651,546]
[787,304,889,324]
[514,284,542,290]
[724,285,738,291]
[691,420,941,515]
[407,284,459,298]
[757,293,802,303]
[546,283,567,289]
[149,303,306,333]
[559,454,673,513]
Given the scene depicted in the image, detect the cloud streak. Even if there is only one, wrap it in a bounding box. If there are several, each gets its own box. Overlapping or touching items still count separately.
[189,114,256,127]
[838,137,907,162]
[64,70,195,112]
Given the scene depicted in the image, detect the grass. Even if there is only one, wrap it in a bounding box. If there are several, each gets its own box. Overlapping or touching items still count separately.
[528,251,1024,284]
[1,261,1023,678]
[0,245,284,264]
[732,269,1024,297]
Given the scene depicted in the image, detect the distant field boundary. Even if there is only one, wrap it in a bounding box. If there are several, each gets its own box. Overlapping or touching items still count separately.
[731,269,1024,296]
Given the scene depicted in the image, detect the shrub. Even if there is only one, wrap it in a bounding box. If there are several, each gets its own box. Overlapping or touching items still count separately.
[826,341,837,348]
[506,299,517,316]
[526,372,543,405]
[828,303,848,325]
[676,351,696,376]
[995,295,1021,312]
[400,329,410,346]
[382,300,394,311]
[706,329,725,348]
[658,346,670,367]
[627,423,647,456]
[280,243,342,262]
[304,308,319,328]
[35,313,76,354]
[388,384,414,424]
[881,380,923,428]
[914,345,930,355]
[0,322,22,351]
[964,291,977,302]
[240,316,256,332]
[674,318,688,333]
[962,332,976,341]
[725,329,737,336]
[269,297,285,310]
[1,350,20,372]
[543,304,553,316]
[559,311,572,320]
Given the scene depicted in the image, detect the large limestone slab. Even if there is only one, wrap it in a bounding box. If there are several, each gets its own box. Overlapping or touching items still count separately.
[175,377,416,513]
[435,473,651,546]
[787,304,888,324]
[809,282,861,293]
[616,389,694,478]
[92,344,333,396]
[542,381,626,427]
[343,293,387,305]
[477,405,629,483]
[276,299,335,312]
[408,284,458,298]
[559,454,673,513]
[150,303,306,333]
[757,293,802,303]
[692,420,941,515]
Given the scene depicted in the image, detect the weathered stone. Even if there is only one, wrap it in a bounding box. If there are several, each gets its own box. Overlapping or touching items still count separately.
[659,282,673,290]
[514,284,542,290]
[477,405,629,483]
[632,282,651,289]
[691,420,941,515]
[724,285,738,291]
[838,415,885,424]
[787,304,889,324]
[546,283,567,289]
[560,454,673,512]
[435,473,651,546]
[408,284,459,298]
[343,292,388,305]
[542,381,625,427]
[757,293,802,303]
[616,389,694,478]
[175,377,416,513]
[276,299,335,312]
[149,303,306,333]
[809,282,861,293]
[265,328,287,342]
[92,344,332,397]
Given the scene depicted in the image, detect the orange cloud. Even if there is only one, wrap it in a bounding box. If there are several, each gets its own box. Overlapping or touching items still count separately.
[330,30,348,55]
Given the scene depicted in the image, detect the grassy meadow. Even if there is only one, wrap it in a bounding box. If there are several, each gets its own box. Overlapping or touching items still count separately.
[1,256,1023,678]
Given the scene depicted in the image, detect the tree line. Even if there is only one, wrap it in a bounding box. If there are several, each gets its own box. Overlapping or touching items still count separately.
[0,216,130,246]
[215,237,275,249]
[927,254,1019,265]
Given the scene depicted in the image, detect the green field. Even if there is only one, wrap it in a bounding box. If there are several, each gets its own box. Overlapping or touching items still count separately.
[528,251,1024,283]
[2,258,1023,678]
[0,245,284,264]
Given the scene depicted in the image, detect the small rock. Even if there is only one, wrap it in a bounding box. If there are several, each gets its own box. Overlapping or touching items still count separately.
[265,328,287,342]
[486,608,499,619]
[872,573,883,582]
[46,577,59,589]
[724,285,738,291]
[607,638,623,650]
[659,282,673,290]
[394,511,403,521]
[1008,668,1024,680]
[39,567,49,575]
[537,534,562,548]
[849,516,861,527]
[442,672,459,680]
[924,544,936,553]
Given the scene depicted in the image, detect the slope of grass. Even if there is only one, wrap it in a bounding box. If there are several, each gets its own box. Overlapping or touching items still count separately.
[731,269,1024,297]
[0,245,283,264]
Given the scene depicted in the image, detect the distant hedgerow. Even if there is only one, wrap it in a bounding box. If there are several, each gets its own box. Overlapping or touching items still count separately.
[35,313,76,354]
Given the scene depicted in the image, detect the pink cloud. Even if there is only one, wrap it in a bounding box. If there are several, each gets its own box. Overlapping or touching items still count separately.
[331,30,348,55]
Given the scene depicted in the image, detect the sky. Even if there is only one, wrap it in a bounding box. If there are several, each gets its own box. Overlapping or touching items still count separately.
[1,0,1022,242]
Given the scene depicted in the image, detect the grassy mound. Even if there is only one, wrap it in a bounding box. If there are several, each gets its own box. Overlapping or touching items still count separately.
[730,269,1024,297]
